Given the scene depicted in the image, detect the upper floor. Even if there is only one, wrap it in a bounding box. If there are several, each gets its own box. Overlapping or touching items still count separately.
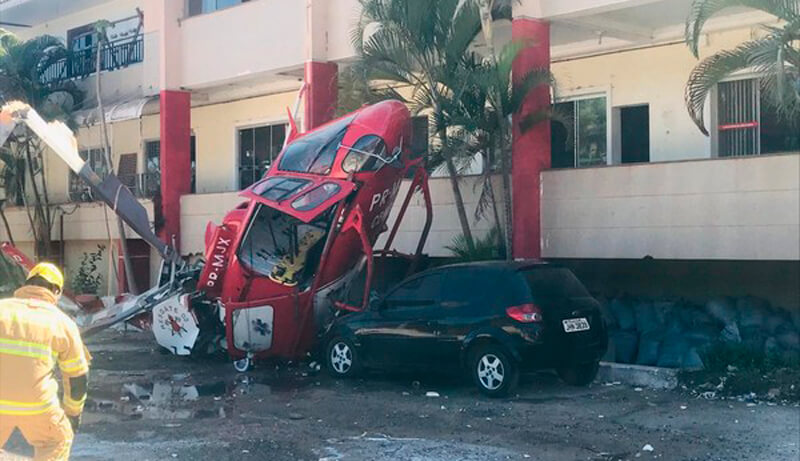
[1,0,781,105]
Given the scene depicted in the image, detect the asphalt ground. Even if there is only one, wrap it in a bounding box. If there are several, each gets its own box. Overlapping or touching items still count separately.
[1,330,798,461]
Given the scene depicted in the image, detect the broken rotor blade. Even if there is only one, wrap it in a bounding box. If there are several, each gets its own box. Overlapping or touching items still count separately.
[0,101,176,263]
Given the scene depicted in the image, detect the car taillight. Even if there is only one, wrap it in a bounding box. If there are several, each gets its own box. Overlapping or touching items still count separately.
[506,303,543,323]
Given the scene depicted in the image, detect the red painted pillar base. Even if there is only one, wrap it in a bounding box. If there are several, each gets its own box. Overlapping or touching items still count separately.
[159,90,192,253]
[304,61,338,130]
[511,18,551,260]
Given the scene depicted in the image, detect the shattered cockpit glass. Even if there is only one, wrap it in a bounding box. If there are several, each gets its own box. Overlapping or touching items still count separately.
[237,204,333,287]
[252,176,312,202]
[278,115,355,174]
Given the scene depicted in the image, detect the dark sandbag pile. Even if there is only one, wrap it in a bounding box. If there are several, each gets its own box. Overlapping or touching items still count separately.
[597,295,800,369]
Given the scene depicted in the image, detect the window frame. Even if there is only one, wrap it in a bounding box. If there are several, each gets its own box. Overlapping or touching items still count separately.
[235,120,288,190]
[186,0,251,18]
[551,87,613,168]
[710,74,798,158]
[382,271,443,311]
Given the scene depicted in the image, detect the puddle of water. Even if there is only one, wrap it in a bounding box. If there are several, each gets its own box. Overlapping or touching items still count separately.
[85,368,317,422]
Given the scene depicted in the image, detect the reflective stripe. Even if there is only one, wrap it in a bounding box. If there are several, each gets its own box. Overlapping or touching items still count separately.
[0,337,55,364]
[0,397,59,415]
[59,357,88,374]
[63,395,86,414]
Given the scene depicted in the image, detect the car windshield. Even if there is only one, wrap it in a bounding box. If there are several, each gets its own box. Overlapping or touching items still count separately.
[520,267,590,299]
[237,204,333,288]
[278,116,354,174]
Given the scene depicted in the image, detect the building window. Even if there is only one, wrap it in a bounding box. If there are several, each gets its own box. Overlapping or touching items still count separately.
[716,78,799,157]
[69,148,107,202]
[410,115,429,159]
[620,105,650,164]
[551,96,608,168]
[187,0,250,16]
[144,137,196,197]
[239,124,286,189]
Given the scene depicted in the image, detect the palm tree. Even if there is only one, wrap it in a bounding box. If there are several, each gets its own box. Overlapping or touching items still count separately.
[0,29,81,257]
[353,0,512,252]
[685,0,800,135]
[442,43,552,259]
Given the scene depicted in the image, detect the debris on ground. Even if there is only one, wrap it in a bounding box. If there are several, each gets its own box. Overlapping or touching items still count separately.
[425,391,440,398]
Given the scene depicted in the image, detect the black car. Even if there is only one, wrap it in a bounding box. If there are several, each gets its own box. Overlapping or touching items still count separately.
[323,261,608,397]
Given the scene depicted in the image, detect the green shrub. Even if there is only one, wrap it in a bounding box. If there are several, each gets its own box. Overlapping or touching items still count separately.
[445,226,506,262]
[70,245,105,295]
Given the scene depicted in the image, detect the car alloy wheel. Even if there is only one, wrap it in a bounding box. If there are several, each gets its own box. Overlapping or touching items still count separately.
[477,353,505,391]
[330,341,353,375]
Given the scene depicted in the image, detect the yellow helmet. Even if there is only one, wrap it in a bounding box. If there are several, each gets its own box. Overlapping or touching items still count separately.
[27,262,65,291]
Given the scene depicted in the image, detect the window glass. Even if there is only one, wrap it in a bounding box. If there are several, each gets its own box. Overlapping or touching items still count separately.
[278,116,354,174]
[237,205,332,288]
[291,183,341,211]
[550,96,607,168]
[576,97,607,167]
[341,135,388,173]
[251,177,311,202]
[717,78,799,156]
[521,267,590,300]
[188,0,247,16]
[239,124,287,189]
[385,272,442,308]
[442,269,492,307]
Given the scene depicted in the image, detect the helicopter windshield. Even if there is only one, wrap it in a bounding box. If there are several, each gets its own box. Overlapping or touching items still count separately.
[278,115,354,174]
[237,204,333,288]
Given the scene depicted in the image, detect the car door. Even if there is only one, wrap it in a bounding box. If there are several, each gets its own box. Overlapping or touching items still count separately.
[437,268,496,362]
[357,272,443,370]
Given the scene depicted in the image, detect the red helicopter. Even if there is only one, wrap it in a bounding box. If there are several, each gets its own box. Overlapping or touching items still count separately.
[0,99,433,371]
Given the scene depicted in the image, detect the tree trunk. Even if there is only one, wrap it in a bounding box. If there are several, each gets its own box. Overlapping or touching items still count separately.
[96,30,138,294]
[445,157,474,252]
[0,206,14,245]
[500,152,513,260]
[23,136,50,258]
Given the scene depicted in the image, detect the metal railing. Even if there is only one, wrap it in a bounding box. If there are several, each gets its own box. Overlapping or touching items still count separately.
[70,171,159,203]
[41,37,144,85]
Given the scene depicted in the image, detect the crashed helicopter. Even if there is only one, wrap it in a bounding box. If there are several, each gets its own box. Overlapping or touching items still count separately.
[0,99,432,371]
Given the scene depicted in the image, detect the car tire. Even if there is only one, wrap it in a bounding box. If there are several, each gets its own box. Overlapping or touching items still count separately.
[326,337,361,378]
[470,345,518,398]
[557,361,600,386]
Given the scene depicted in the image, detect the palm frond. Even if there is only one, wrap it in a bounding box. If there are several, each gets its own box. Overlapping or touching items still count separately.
[686,0,800,57]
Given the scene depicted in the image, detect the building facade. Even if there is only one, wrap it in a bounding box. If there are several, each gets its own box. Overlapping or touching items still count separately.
[0,0,797,306]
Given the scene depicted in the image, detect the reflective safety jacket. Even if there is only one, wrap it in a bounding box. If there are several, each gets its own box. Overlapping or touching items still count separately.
[0,286,90,417]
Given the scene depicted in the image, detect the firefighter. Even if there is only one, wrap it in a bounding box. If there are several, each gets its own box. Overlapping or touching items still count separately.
[0,263,90,461]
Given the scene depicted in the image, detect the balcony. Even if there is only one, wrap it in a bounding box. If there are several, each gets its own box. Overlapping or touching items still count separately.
[41,37,144,85]
[179,0,305,89]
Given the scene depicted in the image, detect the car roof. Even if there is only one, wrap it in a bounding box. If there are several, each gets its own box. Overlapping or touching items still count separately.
[422,259,553,276]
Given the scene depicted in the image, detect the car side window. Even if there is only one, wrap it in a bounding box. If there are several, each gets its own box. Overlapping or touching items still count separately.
[384,273,442,311]
[442,269,491,308]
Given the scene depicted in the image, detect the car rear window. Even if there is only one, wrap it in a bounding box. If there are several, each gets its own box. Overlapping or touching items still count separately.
[519,267,590,299]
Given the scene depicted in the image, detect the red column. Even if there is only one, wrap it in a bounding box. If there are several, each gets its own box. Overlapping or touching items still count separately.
[304,61,338,130]
[158,90,192,253]
[511,18,551,260]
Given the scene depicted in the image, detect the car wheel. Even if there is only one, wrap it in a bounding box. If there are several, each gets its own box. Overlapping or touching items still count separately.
[326,337,360,378]
[557,361,600,386]
[470,345,518,398]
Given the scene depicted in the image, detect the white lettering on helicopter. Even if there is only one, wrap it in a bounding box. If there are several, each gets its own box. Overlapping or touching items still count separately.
[205,236,232,288]
[369,181,401,229]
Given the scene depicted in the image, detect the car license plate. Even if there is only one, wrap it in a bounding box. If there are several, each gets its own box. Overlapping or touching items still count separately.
[562,318,590,333]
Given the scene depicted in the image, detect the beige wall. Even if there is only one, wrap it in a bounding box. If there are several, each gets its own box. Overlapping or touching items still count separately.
[180,192,248,255]
[190,91,297,194]
[550,27,756,163]
[179,0,306,89]
[178,175,504,258]
[541,153,800,260]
